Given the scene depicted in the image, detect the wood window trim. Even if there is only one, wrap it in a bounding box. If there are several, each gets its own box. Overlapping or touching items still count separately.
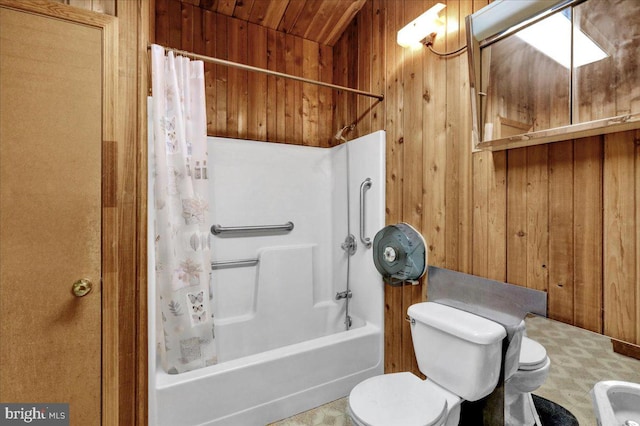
[477,113,640,151]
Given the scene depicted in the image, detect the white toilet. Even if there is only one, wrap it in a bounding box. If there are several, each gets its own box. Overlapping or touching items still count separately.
[505,335,551,426]
[348,302,507,426]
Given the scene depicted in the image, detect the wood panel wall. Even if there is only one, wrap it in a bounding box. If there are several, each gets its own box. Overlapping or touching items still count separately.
[333,0,485,374]
[333,0,640,375]
[154,0,639,377]
[155,0,335,146]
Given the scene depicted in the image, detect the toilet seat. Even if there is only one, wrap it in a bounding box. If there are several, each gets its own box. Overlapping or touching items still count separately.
[349,372,453,426]
[518,336,548,371]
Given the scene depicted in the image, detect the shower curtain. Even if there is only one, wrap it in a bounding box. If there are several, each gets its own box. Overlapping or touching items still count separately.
[151,44,217,374]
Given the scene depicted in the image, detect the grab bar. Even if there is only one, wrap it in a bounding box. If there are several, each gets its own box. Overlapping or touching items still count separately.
[211,221,294,235]
[211,258,259,270]
[359,178,373,248]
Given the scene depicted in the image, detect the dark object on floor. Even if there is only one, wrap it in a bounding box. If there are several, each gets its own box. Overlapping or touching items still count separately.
[458,394,580,425]
[533,394,580,426]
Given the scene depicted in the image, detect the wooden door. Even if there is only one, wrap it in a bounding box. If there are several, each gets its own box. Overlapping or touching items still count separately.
[0,4,109,424]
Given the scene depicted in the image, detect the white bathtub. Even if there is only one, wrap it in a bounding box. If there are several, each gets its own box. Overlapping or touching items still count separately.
[154,320,381,425]
[149,130,386,425]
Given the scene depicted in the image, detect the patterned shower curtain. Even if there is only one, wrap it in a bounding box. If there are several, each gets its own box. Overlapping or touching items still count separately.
[151,44,217,374]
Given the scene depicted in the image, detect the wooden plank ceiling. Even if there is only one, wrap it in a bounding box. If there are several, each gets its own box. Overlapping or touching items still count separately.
[179,0,366,46]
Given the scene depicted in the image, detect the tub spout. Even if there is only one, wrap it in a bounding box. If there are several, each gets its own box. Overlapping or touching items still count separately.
[345,315,352,328]
[335,290,352,300]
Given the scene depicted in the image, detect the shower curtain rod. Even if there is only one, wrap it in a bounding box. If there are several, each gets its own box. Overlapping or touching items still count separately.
[148,44,384,101]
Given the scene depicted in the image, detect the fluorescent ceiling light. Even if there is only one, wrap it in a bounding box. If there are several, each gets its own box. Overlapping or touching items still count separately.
[515,11,608,68]
[397,3,446,49]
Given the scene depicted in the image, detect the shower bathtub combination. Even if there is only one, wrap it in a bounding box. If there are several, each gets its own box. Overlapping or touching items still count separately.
[148,131,386,425]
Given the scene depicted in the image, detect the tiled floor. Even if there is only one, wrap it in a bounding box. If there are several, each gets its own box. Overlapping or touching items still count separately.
[270,398,353,426]
[525,315,640,425]
[271,315,640,426]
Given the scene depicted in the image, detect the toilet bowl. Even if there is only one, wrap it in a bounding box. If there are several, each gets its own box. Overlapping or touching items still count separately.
[505,336,551,426]
[348,302,506,426]
[348,372,461,426]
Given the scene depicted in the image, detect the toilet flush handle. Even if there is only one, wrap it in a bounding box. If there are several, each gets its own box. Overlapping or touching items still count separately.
[404,315,415,325]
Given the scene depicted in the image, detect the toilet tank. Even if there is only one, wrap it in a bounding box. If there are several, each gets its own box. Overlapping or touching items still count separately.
[407,302,506,401]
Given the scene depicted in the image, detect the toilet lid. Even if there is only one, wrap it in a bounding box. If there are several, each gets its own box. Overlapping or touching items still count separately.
[519,336,547,371]
[349,373,448,426]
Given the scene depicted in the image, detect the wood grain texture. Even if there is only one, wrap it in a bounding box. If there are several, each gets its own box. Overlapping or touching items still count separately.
[456,0,473,275]
[137,2,151,424]
[181,0,366,46]
[117,0,150,424]
[248,23,268,141]
[157,3,334,145]
[573,137,603,333]
[302,38,319,146]
[506,148,528,287]
[381,0,404,374]
[604,131,638,344]
[637,131,640,345]
[444,0,461,272]
[525,145,549,293]
[548,141,574,323]
[423,0,447,271]
[400,1,424,374]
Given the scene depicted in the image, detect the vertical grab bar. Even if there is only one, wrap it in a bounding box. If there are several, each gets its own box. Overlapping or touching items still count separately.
[359,178,373,248]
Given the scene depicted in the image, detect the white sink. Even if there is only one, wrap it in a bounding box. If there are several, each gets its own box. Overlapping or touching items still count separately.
[591,380,640,426]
